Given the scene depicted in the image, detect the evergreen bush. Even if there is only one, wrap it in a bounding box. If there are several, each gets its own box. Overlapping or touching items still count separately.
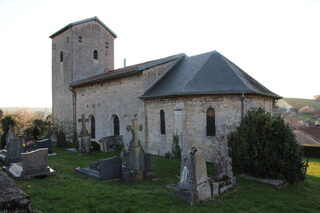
[228,108,307,184]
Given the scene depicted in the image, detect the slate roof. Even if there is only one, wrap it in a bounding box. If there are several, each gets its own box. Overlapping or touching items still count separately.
[70,54,185,88]
[141,51,281,99]
[49,16,117,39]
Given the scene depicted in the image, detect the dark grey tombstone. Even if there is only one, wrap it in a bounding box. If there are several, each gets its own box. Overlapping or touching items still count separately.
[6,139,22,164]
[76,156,122,181]
[36,139,53,153]
[99,135,123,152]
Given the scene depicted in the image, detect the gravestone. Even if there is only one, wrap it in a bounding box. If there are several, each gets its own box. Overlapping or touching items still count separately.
[5,148,55,179]
[36,139,53,154]
[50,130,58,147]
[6,127,15,145]
[99,135,123,152]
[209,156,236,195]
[175,147,211,205]
[75,156,122,181]
[0,138,22,165]
[122,118,146,182]
[78,114,91,154]
[76,118,152,183]
[6,139,22,163]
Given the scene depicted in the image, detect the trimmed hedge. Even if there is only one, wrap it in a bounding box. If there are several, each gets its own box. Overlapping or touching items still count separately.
[228,108,307,184]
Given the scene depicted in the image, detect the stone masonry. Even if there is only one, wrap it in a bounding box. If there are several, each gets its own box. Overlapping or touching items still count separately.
[52,19,116,128]
[144,95,274,162]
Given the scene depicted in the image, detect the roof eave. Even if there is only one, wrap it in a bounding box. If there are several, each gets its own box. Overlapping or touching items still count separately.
[70,69,141,88]
[140,91,282,100]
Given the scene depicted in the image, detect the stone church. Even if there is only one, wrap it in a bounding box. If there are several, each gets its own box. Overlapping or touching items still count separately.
[50,17,281,162]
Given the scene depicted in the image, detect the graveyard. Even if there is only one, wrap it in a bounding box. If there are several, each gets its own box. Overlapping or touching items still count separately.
[6,148,319,213]
[0,112,319,212]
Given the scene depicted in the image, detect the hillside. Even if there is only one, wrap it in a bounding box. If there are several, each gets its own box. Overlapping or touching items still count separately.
[277,98,320,111]
[0,107,52,114]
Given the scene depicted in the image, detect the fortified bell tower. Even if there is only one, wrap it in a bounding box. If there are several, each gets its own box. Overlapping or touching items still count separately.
[50,17,117,133]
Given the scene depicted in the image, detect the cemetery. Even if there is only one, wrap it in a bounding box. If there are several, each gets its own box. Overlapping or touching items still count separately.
[0,148,317,213]
[0,114,319,212]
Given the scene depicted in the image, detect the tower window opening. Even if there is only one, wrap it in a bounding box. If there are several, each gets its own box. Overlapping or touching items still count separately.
[93,50,98,60]
[60,51,63,62]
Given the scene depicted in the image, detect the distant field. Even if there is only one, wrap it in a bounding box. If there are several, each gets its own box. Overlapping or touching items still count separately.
[0,107,52,114]
[277,98,320,111]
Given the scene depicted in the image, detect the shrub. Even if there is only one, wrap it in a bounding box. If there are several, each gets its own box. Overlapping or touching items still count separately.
[164,152,172,159]
[172,134,181,159]
[228,108,307,184]
[91,141,101,151]
[0,116,16,149]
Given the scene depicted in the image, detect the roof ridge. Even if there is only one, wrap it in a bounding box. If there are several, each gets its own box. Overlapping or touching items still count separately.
[182,51,218,91]
[50,16,117,39]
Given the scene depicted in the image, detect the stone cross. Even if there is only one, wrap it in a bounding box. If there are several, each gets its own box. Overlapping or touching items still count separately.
[127,118,142,147]
[78,114,89,137]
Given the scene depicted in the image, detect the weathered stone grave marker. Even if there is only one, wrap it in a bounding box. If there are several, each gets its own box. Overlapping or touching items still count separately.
[78,114,91,154]
[175,147,211,205]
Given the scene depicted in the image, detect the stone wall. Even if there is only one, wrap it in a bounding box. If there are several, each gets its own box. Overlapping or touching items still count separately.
[72,20,115,81]
[52,29,73,125]
[52,20,115,130]
[74,60,178,148]
[144,95,275,162]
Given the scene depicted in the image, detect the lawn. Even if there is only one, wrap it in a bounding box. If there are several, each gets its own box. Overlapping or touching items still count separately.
[14,148,320,213]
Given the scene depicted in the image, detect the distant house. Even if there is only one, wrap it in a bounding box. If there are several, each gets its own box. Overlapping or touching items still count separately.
[298,105,316,114]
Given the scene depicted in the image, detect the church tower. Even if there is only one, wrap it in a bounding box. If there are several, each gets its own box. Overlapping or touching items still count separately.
[50,17,117,135]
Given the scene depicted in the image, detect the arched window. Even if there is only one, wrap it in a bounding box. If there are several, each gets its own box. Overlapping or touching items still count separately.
[206,108,216,136]
[93,50,98,60]
[160,110,166,135]
[90,115,95,139]
[60,51,63,62]
[113,115,119,136]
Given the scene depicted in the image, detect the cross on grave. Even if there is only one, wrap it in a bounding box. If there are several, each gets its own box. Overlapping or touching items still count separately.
[78,114,90,137]
[127,118,142,147]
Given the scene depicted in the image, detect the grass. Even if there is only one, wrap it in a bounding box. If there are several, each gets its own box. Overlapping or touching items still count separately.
[13,148,320,213]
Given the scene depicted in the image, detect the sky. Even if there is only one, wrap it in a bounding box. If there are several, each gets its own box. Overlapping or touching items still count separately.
[0,0,319,107]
